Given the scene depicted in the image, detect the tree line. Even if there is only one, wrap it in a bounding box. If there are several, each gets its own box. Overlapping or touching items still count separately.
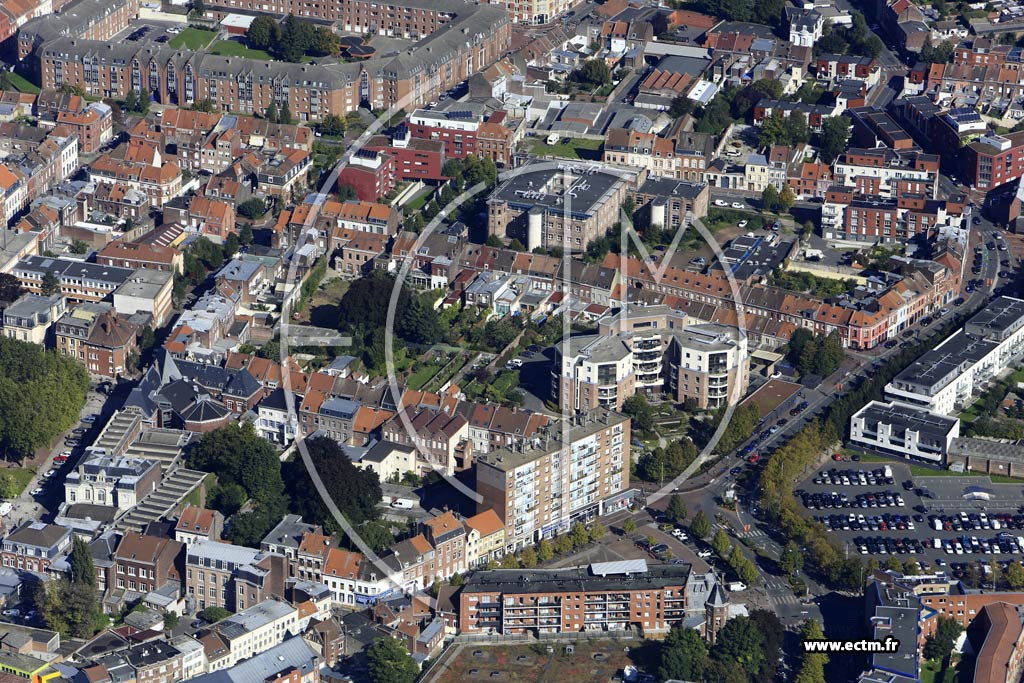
[656,610,786,683]
[247,14,340,62]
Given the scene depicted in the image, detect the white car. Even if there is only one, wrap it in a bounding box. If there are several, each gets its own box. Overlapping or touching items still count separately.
[81,415,97,424]
[731,202,744,209]
[506,358,523,369]
[43,469,55,478]
[30,488,43,497]
[714,199,728,207]
[2,609,19,618]
[738,220,748,229]
[697,549,713,558]
[167,26,183,34]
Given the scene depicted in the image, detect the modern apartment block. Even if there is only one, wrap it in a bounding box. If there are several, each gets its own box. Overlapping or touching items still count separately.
[884,296,1024,415]
[554,309,748,412]
[475,407,631,551]
[850,400,961,463]
[458,561,690,635]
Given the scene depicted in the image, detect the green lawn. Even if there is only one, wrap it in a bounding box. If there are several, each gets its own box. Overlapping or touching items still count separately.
[169,27,217,50]
[1,468,35,498]
[210,40,272,60]
[4,72,40,94]
[527,136,603,161]
[407,362,443,391]
[404,189,433,212]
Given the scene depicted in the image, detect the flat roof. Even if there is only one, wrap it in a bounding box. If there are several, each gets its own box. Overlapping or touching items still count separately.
[461,562,691,595]
[740,378,803,418]
[489,163,629,219]
[889,329,997,395]
[853,400,958,446]
[964,295,1024,341]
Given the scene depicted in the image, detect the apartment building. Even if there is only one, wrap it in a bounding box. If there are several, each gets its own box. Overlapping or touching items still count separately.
[850,400,960,462]
[554,321,748,412]
[112,532,183,596]
[0,522,71,573]
[1,293,65,344]
[97,241,183,274]
[487,162,636,252]
[459,561,690,635]
[407,108,515,166]
[12,256,136,303]
[475,408,630,550]
[665,324,749,409]
[884,297,1024,414]
[821,187,967,244]
[185,540,288,612]
[831,147,939,198]
[27,0,510,120]
[64,454,161,510]
[54,305,139,379]
[965,131,1024,191]
[112,268,175,328]
[206,600,299,671]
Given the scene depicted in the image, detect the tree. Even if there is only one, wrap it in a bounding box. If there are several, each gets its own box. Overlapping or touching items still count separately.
[711,616,764,676]
[208,482,246,516]
[0,337,89,459]
[1006,561,1024,589]
[762,184,780,213]
[367,637,418,683]
[224,232,240,259]
[519,546,538,568]
[136,89,150,115]
[691,510,711,539]
[70,239,89,254]
[187,422,285,508]
[280,101,292,125]
[796,620,827,683]
[124,90,137,114]
[35,579,104,638]
[237,198,267,219]
[621,394,655,434]
[711,528,731,557]
[70,537,95,587]
[622,518,637,535]
[735,555,759,586]
[41,271,60,296]
[265,103,279,124]
[923,615,962,660]
[780,540,804,576]
[569,521,589,549]
[164,613,179,631]
[0,274,24,303]
[319,113,346,136]
[538,539,554,562]
[588,522,606,542]
[190,0,205,14]
[247,15,280,50]
[199,606,231,624]
[819,116,852,164]
[779,185,796,213]
[658,626,707,682]
[554,534,573,554]
[571,59,611,88]
[283,435,381,533]
[337,184,358,201]
[669,94,694,118]
[666,495,688,524]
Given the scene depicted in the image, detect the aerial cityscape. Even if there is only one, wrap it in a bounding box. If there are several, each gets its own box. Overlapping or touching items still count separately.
[0,0,1022,680]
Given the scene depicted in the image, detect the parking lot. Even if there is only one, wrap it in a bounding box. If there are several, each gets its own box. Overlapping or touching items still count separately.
[796,457,1024,579]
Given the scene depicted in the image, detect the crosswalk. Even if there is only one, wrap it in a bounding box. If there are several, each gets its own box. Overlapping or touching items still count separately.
[768,592,802,607]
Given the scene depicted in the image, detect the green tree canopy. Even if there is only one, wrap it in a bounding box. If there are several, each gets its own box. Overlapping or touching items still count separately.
[658,626,707,682]
[691,509,711,539]
[283,435,382,532]
[186,422,285,507]
[367,636,418,683]
[70,537,95,587]
[571,59,612,88]
[621,394,655,433]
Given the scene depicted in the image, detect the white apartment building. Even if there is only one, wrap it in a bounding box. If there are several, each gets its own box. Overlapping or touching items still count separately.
[884,297,1024,415]
[850,400,960,462]
[206,600,299,671]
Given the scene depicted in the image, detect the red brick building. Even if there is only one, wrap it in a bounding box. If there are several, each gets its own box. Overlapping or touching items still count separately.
[407,109,514,165]
[965,131,1024,191]
[55,307,139,379]
[365,132,446,183]
[337,150,395,202]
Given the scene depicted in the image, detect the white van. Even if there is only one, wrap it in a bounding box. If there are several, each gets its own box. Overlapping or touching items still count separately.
[0,502,12,516]
[727,582,747,592]
[545,133,559,145]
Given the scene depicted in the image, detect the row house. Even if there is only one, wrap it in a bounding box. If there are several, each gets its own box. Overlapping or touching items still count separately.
[112,532,183,596]
[12,256,135,303]
[257,149,312,199]
[0,522,71,573]
[186,539,288,612]
[752,100,840,132]
[603,128,683,180]
[380,406,470,475]
[89,154,182,207]
[51,102,113,154]
[462,403,550,456]
[87,182,151,222]
[814,53,880,86]
[612,253,956,350]
[97,240,183,274]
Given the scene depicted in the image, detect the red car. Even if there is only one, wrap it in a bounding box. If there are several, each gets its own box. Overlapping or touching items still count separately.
[832,453,843,461]
[53,455,68,464]
[747,454,760,464]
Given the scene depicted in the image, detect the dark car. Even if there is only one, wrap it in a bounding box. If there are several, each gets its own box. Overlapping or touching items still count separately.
[884,339,898,348]
[730,467,742,475]
[900,341,914,348]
